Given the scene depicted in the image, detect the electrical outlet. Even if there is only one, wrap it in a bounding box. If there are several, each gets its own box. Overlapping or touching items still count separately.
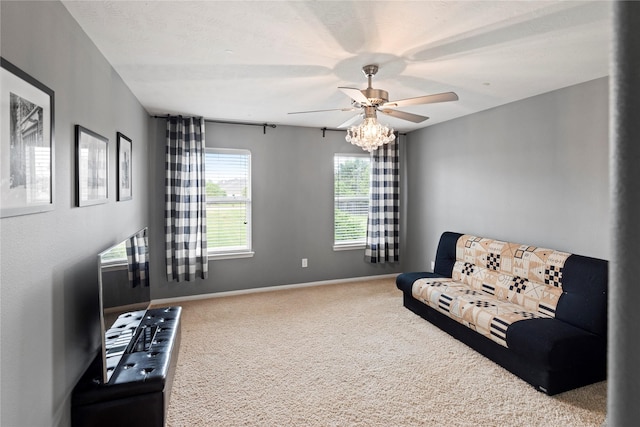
[431,261,435,270]
[302,258,308,268]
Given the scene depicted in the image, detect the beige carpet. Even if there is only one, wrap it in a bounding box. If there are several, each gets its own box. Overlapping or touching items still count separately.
[165,278,607,426]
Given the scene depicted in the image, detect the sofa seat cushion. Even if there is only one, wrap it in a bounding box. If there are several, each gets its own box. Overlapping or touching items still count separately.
[412,278,552,348]
[506,318,605,371]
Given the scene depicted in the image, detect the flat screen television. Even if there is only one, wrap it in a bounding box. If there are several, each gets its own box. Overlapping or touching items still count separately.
[98,227,151,383]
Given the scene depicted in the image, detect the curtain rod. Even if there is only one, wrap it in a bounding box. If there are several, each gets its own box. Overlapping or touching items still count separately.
[152,115,406,137]
[152,115,277,134]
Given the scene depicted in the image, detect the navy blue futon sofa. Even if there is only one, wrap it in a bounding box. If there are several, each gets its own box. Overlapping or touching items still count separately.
[396,231,607,395]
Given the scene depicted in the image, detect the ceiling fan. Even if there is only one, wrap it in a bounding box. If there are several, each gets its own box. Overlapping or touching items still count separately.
[289,64,459,128]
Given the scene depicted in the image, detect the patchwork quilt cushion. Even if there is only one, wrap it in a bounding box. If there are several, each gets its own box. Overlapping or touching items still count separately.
[454,234,571,317]
[411,234,575,349]
[451,260,563,318]
[456,234,570,290]
[412,278,548,347]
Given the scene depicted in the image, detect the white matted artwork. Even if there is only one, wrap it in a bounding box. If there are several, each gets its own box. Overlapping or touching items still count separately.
[75,125,108,207]
[1,58,55,217]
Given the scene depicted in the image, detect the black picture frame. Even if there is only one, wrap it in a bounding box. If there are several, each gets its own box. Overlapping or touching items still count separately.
[75,125,108,207]
[1,57,55,217]
[117,132,132,201]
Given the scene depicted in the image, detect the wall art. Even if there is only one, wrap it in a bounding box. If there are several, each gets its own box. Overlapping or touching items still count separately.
[1,58,55,217]
[76,125,108,207]
[117,132,132,201]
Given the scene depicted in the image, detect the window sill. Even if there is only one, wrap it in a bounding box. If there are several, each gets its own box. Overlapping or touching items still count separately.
[333,244,366,251]
[208,251,255,261]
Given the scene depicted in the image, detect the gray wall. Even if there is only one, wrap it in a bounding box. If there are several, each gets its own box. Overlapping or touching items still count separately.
[0,2,151,426]
[149,120,402,300]
[402,77,610,272]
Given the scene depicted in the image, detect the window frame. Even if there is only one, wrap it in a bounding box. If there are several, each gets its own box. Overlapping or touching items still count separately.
[204,147,254,260]
[333,153,371,251]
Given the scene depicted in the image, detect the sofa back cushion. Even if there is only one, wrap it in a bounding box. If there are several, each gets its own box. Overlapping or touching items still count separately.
[451,234,571,319]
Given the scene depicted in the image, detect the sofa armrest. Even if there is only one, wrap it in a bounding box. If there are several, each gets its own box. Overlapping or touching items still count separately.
[506,318,606,371]
[396,272,444,293]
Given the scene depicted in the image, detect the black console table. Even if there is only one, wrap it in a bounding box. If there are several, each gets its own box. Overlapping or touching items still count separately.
[72,306,182,427]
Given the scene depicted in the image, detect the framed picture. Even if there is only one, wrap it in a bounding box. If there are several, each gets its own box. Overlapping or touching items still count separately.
[1,58,55,217]
[117,132,132,201]
[75,125,108,207]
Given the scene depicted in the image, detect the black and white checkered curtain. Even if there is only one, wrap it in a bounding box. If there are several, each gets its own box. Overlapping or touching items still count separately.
[365,139,400,263]
[165,116,208,282]
[126,228,149,288]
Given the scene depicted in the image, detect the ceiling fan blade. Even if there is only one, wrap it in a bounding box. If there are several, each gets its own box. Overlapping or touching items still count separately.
[382,91,459,108]
[337,114,363,129]
[380,109,429,123]
[338,87,370,105]
[288,107,357,115]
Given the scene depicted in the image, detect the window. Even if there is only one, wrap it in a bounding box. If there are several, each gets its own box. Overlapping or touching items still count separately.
[205,148,253,258]
[334,154,371,250]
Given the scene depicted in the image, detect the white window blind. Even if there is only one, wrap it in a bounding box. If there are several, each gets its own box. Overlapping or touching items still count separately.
[205,148,252,257]
[334,154,371,249]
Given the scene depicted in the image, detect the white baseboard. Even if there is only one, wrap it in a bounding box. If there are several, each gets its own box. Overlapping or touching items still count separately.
[151,273,398,306]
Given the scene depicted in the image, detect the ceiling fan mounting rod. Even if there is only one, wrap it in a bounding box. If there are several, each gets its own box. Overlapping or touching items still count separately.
[359,64,388,105]
[362,64,378,89]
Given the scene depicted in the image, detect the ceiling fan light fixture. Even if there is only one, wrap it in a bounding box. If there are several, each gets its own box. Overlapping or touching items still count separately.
[290,64,456,149]
[345,117,395,152]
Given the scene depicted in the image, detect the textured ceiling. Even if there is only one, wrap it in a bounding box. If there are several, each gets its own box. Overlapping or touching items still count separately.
[61,1,612,132]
